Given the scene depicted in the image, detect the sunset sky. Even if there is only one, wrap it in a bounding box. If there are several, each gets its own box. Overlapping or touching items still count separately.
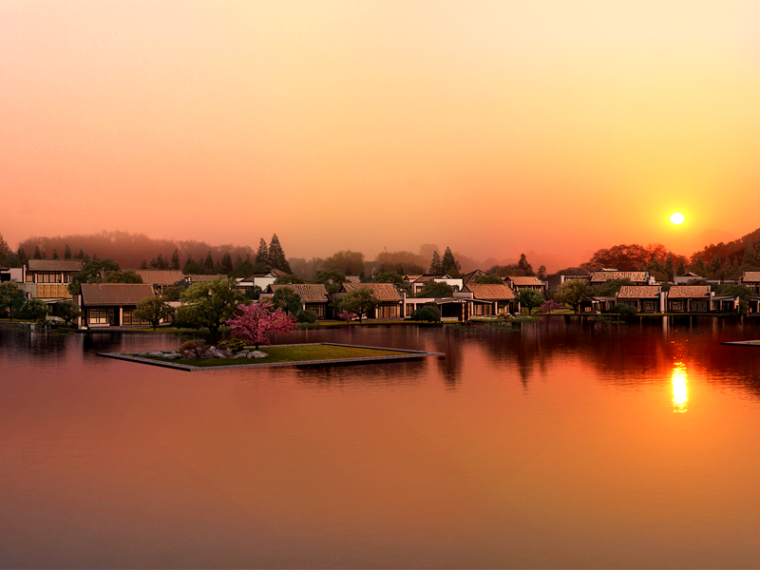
[2,0,760,270]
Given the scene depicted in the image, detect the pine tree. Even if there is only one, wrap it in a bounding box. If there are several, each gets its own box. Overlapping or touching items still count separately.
[18,247,27,265]
[183,255,193,272]
[149,257,158,269]
[33,246,42,260]
[516,253,532,276]
[429,251,442,273]
[708,255,722,278]
[721,257,731,280]
[78,248,85,260]
[52,249,59,260]
[255,239,269,267]
[0,233,9,256]
[689,252,705,276]
[204,252,215,273]
[345,262,353,276]
[220,252,234,275]
[267,234,291,273]
[170,249,180,270]
[140,259,148,269]
[665,252,674,281]
[676,258,685,276]
[732,256,740,278]
[64,244,72,259]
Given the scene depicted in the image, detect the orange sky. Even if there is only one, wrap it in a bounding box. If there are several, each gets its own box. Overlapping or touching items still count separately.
[2,0,759,270]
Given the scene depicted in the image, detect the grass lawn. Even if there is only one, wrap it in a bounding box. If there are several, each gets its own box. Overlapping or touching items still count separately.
[142,344,408,367]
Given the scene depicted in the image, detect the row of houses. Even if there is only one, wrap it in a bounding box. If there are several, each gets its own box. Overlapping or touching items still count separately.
[582,286,741,314]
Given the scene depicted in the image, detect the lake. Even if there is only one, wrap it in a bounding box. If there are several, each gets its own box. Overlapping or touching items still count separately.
[2,318,760,568]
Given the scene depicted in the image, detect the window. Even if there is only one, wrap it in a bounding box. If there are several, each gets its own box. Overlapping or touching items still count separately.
[670,301,684,312]
[89,308,115,325]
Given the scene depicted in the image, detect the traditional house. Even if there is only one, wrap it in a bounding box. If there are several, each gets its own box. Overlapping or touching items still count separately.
[505,275,546,293]
[741,272,760,295]
[0,263,11,283]
[460,283,518,316]
[590,271,652,286]
[20,259,83,304]
[185,274,227,285]
[408,274,463,295]
[264,283,331,319]
[616,286,663,313]
[131,269,185,292]
[666,286,712,313]
[338,283,403,319]
[580,296,617,313]
[674,271,706,285]
[77,283,157,328]
[236,269,290,294]
[461,269,489,284]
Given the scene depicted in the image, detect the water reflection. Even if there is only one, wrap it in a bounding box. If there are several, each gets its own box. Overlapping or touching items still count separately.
[671,361,688,413]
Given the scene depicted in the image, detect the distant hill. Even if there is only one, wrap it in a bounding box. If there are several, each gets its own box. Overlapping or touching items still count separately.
[695,226,760,263]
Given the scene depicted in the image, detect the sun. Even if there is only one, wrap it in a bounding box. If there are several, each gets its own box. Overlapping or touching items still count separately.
[670,212,685,225]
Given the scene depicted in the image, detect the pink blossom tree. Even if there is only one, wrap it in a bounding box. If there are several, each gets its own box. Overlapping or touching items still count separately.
[338,310,357,321]
[540,299,562,314]
[225,301,298,350]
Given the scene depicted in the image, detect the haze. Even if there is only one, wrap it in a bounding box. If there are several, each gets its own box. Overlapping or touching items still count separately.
[2,0,759,270]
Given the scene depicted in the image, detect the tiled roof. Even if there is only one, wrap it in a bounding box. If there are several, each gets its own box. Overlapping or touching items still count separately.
[413,274,445,283]
[668,285,711,299]
[345,276,360,283]
[507,276,543,286]
[27,259,83,272]
[341,283,402,302]
[270,283,329,303]
[742,272,760,283]
[0,263,8,271]
[132,269,185,285]
[590,271,649,283]
[462,284,516,300]
[81,283,156,306]
[186,274,227,283]
[462,270,487,284]
[618,286,661,298]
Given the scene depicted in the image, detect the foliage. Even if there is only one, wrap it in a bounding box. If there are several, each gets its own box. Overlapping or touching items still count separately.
[334,288,379,323]
[516,253,533,276]
[373,272,411,294]
[296,309,317,323]
[338,310,358,321]
[516,288,545,315]
[429,251,443,274]
[718,284,753,302]
[271,286,302,315]
[267,234,292,273]
[225,300,297,349]
[411,306,441,322]
[322,250,365,276]
[177,277,244,341]
[441,247,461,274]
[555,279,595,313]
[24,298,49,321]
[414,282,453,298]
[218,337,247,354]
[179,339,208,359]
[610,303,637,316]
[0,282,26,321]
[274,274,306,285]
[103,270,144,284]
[54,299,82,325]
[134,295,175,330]
[540,299,562,314]
[162,286,186,302]
[68,258,121,295]
[473,274,504,284]
[676,258,686,276]
[312,270,347,294]
[595,278,634,297]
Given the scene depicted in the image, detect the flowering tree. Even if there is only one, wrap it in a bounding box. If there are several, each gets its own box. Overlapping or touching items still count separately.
[225,300,297,350]
[540,299,562,314]
[338,310,357,321]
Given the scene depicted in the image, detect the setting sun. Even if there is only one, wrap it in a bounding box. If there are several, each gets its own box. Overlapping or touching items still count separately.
[670,213,685,225]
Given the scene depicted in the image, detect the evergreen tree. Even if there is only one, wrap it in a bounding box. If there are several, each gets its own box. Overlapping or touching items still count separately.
[676,258,685,276]
[149,257,158,269]
[52,249,59,260]
[733,256,740,278]
[267,234,291,273]
[721,257,731,280]
[170,249,180,270]
[429,251,442,274]
[64,244,71,259]
[33,246,42,260]
[516,253,533,276]
[345,262,353,276]
[77,248,85,260]
[183,255,193,272]
[665,252,674,281]
[220,252,234,275]
[204,251,215,272]
[708,255,722,278]
[140,259,148,269]
[255,238,269,267]
[0,233,9,256]
[17,247,27,266]
[689,252,705,276]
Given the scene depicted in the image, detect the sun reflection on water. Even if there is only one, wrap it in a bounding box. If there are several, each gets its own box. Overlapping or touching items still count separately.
[672,361,688,413]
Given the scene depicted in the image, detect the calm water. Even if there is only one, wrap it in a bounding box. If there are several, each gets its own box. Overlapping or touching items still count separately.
[3,318,760,568]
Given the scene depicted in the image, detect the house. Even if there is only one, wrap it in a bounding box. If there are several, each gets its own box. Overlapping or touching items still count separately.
[741,272,760,295]
[131,269,185,292]
[590,271,652,286]
[666,286,712,313]
[264,283,331,319]
[461,270,489,284]
[460,283,518,316]
[20,259,84,304]
[236,269,290,294]
[674,271,706,285]
[77,283,158,328]
[616,286,663,313]
[338,283,403,319]
[580,296,617,313]
[184,274,228,285]
[505,275,546,293]
[408,274,463,295]
[344,276,361,284]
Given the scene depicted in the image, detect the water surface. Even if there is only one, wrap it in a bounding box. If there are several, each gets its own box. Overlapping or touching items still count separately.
[2,318,760,568]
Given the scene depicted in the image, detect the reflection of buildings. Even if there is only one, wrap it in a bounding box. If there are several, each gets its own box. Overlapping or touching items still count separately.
[671,362,688,413]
